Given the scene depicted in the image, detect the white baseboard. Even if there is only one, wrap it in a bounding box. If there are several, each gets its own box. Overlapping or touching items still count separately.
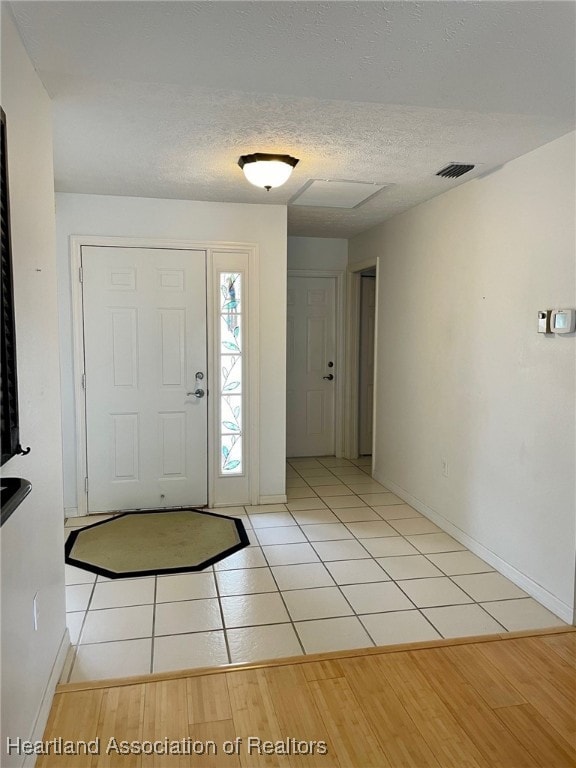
[22,629,71,768]
[207,495,288,509]
[209,503,247,509]
[64,507,79,519]
[259,494,288,505]
[375,474,574,625]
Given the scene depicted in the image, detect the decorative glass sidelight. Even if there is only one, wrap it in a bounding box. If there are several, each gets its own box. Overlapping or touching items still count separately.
[219,273,243,474]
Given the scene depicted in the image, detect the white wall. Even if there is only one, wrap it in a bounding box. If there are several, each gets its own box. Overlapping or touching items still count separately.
[0,9,67,765]
[350,131,576,621]
[288,236,348,271]
[56,194,287,510]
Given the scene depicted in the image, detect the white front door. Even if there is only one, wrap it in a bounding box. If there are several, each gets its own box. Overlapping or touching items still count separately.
[82,246,207,512]
[286,275,336,457]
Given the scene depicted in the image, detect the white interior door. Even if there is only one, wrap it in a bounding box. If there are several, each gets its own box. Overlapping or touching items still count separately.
[82,246,207,512]
[287,275,336,457]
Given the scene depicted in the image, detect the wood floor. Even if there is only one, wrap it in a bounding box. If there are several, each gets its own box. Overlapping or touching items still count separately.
[37,628,575,768]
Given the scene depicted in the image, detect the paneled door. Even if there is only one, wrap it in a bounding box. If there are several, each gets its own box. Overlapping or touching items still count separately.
[286,275,336,456]
[82,246,207,512]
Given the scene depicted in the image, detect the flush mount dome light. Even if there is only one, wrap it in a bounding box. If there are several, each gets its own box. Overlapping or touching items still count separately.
[238,153,299,191]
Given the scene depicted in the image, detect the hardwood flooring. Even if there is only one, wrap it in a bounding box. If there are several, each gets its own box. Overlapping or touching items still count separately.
[36,628,576,767]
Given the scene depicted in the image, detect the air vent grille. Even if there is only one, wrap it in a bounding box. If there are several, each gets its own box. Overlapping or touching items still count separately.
[436,163,475,179]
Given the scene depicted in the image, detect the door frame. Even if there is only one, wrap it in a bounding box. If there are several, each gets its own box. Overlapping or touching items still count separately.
[343,257,379,466]
[69,235,260,516]
[287,269,346,457]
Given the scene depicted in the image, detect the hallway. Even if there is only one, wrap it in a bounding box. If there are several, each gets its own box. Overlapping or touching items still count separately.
[62,457,565,683]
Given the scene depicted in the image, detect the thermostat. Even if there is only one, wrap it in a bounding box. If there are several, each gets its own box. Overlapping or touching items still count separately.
[551,309,576,334]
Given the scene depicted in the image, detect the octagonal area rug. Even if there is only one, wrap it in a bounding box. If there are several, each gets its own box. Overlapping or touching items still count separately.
[65,508,249,579]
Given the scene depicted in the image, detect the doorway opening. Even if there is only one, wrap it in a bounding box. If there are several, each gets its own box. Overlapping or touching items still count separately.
[357,269,376,458]
[343,260,378,467]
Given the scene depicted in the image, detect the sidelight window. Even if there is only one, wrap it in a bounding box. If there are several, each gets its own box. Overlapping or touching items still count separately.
[219,272,243,474]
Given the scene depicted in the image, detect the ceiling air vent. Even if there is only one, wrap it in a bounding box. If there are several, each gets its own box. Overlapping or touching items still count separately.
[436,163,475,179]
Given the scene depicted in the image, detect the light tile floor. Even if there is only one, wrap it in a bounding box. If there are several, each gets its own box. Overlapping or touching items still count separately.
[63,456,566,682]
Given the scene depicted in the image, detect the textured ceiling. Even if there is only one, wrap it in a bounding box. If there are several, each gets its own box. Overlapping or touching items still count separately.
[9,1,576,237]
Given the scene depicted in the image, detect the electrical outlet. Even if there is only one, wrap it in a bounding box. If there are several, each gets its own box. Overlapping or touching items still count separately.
[441,458,449,477]
[33,592,39,631]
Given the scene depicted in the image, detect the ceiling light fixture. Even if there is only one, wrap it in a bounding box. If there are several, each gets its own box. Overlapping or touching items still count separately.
[238,153,299,191]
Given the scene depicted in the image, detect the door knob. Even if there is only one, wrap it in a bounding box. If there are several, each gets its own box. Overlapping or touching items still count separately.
[187,389,205,398]
[323,374,334,381]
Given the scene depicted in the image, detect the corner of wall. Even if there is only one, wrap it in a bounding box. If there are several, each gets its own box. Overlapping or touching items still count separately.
[1,10,67,765]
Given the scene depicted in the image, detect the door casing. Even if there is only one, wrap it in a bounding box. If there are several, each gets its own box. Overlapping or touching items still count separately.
[69,235,260,516]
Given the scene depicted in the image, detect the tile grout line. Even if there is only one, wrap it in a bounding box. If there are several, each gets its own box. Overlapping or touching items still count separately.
[474,602,510,633]
[213,565,233,665]
[149,576,158,674]
[439,572,515,633]
[68,589,538,614]
[253,510,314,657]
[64,591,533,649]
[64,574,98,682]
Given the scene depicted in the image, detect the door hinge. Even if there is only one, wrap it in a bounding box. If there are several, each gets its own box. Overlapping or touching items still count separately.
[84,477,88,494]
[78,267,83,283]
[81,373,86,390]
